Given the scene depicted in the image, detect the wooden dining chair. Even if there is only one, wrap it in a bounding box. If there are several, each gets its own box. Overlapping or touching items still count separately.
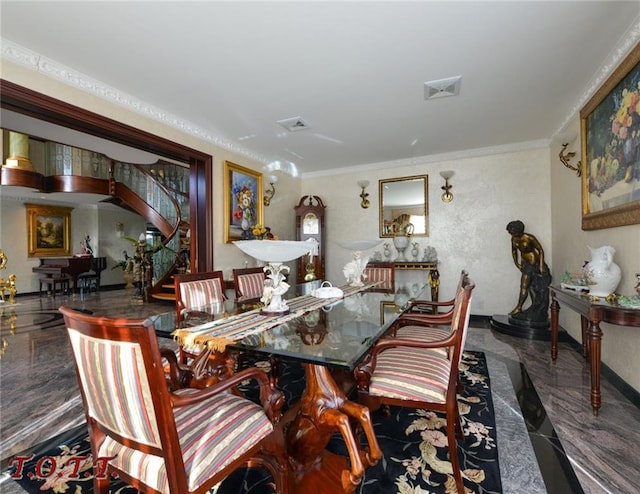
[354,275,475,494]
[174,270,235,377]
[233,266,266,302]
[60,306,288,494]
[387,269,468,341]
[174,270,226,327]
[363,262,395,291]
[406,269,467,315]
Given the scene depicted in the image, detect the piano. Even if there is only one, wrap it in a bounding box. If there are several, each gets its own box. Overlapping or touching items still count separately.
[33,256,107,292]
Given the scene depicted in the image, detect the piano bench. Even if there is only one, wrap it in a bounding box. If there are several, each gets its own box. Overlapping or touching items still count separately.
[78,273,100,292]
[39,276,70,297]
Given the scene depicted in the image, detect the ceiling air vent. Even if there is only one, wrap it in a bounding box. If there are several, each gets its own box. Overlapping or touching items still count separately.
[277,116,311,132]
[424,75,462,100]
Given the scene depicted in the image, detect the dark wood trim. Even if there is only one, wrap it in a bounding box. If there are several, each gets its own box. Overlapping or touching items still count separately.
[0,79,214,272]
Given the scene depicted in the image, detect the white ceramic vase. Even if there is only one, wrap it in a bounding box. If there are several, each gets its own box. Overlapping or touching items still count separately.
[583,245,622,297]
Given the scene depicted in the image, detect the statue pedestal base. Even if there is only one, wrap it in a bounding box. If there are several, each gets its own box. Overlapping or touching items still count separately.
[490,314,566,341]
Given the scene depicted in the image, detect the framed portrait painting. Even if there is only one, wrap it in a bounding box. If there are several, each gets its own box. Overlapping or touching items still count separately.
[580,42,640,230]
[26,204,73,257]
[223,161,263,243]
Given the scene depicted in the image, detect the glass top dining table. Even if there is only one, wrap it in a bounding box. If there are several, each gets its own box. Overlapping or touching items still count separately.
[164,280,426,371]
[161,280,428,493]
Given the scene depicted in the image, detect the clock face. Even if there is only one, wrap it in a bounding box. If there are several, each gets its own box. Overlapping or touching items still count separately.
[303,212,319,235]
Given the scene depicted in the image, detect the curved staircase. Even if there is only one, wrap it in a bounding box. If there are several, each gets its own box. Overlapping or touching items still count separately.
[1,143,190,303]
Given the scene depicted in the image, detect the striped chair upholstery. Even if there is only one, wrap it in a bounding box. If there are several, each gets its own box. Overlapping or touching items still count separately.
[98,390,273,492]
[179,278,224,312]
[355,274,475,494]
[363,264,395,290]
[368,347,451,402]
[174,271,226,328]
[233,267,266,301]
[61,306,287,494]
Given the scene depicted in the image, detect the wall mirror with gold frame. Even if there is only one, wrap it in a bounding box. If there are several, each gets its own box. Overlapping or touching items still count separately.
[379,175,429,238]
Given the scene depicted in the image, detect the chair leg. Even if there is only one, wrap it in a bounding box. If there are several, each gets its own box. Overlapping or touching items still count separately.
[446,424,465,494]
[93,474,109,494]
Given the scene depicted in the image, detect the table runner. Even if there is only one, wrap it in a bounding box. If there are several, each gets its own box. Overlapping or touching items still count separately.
[172,282,381,351]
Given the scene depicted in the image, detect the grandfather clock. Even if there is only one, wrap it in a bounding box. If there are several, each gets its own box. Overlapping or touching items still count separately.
[294,195,326,283]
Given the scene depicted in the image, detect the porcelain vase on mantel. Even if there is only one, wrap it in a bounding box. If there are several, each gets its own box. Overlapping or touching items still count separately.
[583,245,622,297]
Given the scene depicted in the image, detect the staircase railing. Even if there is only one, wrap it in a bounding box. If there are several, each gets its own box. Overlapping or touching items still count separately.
[2,139,191,299]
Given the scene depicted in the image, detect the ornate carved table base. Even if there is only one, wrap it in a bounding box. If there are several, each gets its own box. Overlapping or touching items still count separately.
[286,363,382,493]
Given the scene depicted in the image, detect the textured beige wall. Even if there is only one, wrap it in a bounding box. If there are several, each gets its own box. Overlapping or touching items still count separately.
[302,146,552,317]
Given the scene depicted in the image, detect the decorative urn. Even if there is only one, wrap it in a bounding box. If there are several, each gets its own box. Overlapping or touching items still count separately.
[392,223,414,262]
[583,245,622,297]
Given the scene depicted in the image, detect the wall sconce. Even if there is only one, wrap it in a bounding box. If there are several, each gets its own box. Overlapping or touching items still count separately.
[357,180,370,208]
[557,132,582,177]
[263,175,277,206]
[439,170,454,202]
[115,222,124,237]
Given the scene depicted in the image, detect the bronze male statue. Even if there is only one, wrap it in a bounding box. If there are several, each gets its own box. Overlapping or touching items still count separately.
[506,220,552,323]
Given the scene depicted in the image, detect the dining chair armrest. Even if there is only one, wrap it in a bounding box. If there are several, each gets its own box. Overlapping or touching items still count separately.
[409,297,454,308]
[376,334,457,352]
[398,311,453,325]
[367,333,457,367]
[170,366,285,423]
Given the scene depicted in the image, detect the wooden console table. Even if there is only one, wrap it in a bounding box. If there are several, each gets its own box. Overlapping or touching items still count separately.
[549,285,640,416]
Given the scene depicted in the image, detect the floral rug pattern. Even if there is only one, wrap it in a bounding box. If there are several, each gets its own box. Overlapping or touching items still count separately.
[8,351,500,494]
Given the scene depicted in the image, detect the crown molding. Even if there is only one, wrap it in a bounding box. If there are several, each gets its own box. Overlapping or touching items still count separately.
[1,38,270,167]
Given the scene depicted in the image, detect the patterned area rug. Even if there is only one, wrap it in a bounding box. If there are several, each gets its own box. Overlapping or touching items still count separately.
[7,351,500,494]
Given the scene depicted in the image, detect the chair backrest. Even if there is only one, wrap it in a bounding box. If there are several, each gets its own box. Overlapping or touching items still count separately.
[60,306,185,478]
[174,271,226,323]
[363,262,395,290]
[233,267,266,301]
[448,274,474,366]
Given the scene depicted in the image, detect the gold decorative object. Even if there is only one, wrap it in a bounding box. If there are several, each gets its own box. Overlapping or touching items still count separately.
[263,175,277,206]
[558,142,582,176]
[0,250,17,304]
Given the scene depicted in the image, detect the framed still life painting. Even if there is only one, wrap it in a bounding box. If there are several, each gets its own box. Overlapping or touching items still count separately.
[26,204,73,257]
[580,42,640,230]
[223,161,264,243]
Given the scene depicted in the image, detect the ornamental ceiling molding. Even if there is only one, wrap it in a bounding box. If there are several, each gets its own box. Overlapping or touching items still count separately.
[553,19,640,138]
[1,39,270,167]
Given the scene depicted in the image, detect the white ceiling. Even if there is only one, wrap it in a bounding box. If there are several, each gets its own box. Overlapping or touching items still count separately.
[1,1,640,178]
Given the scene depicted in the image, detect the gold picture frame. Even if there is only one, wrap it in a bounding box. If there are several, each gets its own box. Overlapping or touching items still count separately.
[26,204,73,257]
[223,161,264,243]
[580,42,640,230]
